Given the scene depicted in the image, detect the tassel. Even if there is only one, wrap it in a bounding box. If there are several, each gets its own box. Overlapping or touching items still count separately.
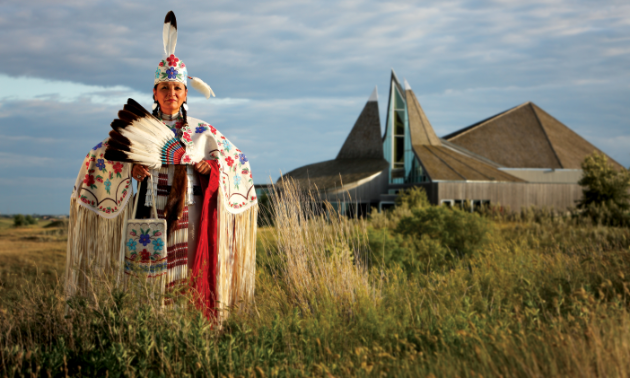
[188,76,215,99]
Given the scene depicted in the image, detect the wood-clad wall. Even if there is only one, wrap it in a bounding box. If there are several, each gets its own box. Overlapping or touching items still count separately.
[435,182,583,211]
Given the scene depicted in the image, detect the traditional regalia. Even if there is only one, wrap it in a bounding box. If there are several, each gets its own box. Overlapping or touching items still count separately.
[65,11,258,321]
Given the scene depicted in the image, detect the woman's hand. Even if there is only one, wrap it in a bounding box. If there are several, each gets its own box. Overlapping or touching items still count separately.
[132,164,150,182]
[194,161,212,175]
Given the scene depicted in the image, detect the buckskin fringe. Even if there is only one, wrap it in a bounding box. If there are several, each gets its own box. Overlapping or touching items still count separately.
[216,196,258,322]
[65,196,133,298]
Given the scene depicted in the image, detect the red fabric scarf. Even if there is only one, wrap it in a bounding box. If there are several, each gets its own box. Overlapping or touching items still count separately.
[192,160,220,319]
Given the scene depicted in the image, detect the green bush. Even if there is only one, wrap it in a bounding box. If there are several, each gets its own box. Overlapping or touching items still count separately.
[367,228,451,273]
[578,152,630,213]
[13,214,38,227]
[368,205,491,274]
[395,186,430,209]
[368,187,429,230]
[13,214,26,227]
[396,206,491,261]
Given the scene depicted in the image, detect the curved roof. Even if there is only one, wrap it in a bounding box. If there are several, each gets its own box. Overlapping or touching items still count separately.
[280,158,389,192]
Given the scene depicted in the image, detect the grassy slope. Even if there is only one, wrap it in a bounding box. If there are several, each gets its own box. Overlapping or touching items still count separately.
[0,219,66,303]
[1,211,630,377]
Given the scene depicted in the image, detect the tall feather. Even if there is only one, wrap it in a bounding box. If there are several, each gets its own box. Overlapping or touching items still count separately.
[163,11,178,56]
[189,76,216,98]
[105,98,190,169]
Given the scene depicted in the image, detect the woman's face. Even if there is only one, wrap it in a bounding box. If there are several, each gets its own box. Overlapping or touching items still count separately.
[153,81,188,115]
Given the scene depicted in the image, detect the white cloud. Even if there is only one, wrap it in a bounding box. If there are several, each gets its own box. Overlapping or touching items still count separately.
[0,0,629,212]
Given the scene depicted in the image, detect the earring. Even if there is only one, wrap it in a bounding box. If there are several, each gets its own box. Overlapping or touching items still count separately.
[183,102,189,111]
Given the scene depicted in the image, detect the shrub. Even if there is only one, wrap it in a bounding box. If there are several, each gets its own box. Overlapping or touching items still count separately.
[368,187,429,230]
[396,206,491,260]
[13,214,38,227]
[13,214,26,227]
[367,228,451,273]
[578,152,630,210]
[395,186,430,209]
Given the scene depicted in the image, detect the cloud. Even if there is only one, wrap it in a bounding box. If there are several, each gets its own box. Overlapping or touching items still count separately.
[0,0,629,213]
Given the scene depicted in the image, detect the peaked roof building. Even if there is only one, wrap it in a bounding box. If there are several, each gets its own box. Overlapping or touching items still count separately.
[443,102,624,170]
[402,81,523,182]
[281,88,388,195]
[279,70,624,212]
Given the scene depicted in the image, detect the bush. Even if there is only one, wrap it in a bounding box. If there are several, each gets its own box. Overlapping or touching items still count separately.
[578,152,630,210]
[14,214,38,227]
[13,214,26,227]
[368,187,429,230]
[367,228,451,273]
[396,206,491,260]
[395,186,430,209]
[368,205,491,274]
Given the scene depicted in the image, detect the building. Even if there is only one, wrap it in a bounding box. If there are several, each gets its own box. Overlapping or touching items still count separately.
[280,70,624,212]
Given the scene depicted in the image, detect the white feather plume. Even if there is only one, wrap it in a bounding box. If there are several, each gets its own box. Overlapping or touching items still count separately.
[189,76,216,99]
[163,11,178,56]
[117,117,176,169]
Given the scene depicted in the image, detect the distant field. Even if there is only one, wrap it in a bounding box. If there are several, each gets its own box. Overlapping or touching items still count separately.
[0,218,66,302]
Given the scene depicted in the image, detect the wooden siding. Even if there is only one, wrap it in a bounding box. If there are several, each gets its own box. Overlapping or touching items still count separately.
[435,182,583,211]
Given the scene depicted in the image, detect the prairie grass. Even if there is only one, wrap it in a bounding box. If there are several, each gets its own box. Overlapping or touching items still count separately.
[1,186,630,377]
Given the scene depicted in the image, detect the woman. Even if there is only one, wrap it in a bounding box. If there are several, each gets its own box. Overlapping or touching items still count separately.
[65,11,258,321]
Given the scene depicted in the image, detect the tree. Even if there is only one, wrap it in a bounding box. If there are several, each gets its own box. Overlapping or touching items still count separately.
[13,214,26,227]
[578,152,630,210]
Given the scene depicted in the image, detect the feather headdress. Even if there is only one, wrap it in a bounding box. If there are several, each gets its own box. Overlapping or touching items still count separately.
[104,98,192,169]
[154,11,215,98]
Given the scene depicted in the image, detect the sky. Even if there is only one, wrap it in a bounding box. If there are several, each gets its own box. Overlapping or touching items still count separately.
[0,0,628,214]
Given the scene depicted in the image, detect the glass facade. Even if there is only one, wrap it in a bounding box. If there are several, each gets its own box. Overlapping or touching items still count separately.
[383,77,427,185]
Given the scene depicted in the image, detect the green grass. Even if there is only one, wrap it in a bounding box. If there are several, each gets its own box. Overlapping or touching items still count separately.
[2,197,630,377]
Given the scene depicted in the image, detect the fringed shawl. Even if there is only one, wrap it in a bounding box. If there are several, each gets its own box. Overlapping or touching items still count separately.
[66,116,258,322]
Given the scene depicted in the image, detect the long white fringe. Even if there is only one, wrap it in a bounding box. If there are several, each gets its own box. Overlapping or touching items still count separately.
[65,196,133,298]
[216,195,258,322]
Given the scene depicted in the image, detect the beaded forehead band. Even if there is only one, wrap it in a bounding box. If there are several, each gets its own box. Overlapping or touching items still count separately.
[154,11,215,99]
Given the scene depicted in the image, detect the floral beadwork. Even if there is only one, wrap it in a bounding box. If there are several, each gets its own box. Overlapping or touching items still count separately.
[166,67,178,79]
[166,54,179,66]
[124,223,167,278]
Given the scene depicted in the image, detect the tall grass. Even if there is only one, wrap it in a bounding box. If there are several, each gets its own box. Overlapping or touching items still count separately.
[2,185,630,377]
[259,179,377,315]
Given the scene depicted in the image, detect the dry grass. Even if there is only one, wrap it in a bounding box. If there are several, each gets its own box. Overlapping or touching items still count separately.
[258,179,379,316]
[1,187,630,377]
[0,219,66,303]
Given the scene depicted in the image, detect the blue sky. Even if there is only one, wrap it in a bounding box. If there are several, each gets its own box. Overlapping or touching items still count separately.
[0,0,628,214]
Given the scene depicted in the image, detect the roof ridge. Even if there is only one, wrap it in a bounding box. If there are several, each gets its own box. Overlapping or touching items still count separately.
[432,146,496,180]
[424,145,467,180]
[529,102,563,168]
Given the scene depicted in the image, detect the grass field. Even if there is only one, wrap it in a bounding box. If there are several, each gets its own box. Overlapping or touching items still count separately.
[1,191,630,377]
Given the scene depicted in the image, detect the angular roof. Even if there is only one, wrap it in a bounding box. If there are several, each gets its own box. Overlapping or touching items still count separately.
[444,102,624,170]
[405,88,522,182]
[406,87,441,146]
[336,87,383,159]
[414,145,524,182]
[281,88,388,191]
